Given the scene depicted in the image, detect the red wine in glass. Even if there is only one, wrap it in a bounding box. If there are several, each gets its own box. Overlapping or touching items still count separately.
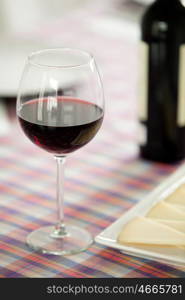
[18,97,103,154]
[17,48,104,255]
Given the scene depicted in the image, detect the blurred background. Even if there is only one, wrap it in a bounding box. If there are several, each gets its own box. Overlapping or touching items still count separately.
[0,0,152,139]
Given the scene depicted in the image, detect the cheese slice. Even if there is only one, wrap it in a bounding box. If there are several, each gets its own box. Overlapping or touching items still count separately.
[154,219,185,234]
[165,185,185,206]
[118,216,185,245]
[146,201,185,220]
[165,203,185,212]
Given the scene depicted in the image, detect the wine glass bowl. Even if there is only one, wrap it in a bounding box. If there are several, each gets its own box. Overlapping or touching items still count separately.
[17,48,104,255]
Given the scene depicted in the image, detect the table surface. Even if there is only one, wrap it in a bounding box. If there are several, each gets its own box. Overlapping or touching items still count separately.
[0,0,185,278]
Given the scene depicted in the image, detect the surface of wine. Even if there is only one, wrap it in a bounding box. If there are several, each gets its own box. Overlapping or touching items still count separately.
[18,97,103,154]
[139,0,185,162]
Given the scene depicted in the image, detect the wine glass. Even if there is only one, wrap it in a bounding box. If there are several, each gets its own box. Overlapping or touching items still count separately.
[17,48,104,255]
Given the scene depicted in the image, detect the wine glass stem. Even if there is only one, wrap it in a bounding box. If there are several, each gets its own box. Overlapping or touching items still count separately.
[52,155,67,238]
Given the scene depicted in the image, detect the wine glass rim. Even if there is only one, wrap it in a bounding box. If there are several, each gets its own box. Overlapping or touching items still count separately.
[27,47,94,69]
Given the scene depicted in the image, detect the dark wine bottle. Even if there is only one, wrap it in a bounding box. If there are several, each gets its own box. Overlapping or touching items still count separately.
[139,0,185,162]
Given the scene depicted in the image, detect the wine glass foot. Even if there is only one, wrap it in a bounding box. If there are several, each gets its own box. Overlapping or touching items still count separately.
[26,225,93,255]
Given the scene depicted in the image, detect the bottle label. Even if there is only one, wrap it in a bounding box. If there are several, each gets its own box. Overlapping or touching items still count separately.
[178,45,185,126]
[138,123,147,146]
[138,41,149,122]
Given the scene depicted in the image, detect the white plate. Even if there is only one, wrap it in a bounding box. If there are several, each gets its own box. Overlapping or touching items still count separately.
[95,163,185,268]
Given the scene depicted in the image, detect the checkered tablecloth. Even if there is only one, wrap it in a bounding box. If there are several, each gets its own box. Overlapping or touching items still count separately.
[0,0,185,278]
